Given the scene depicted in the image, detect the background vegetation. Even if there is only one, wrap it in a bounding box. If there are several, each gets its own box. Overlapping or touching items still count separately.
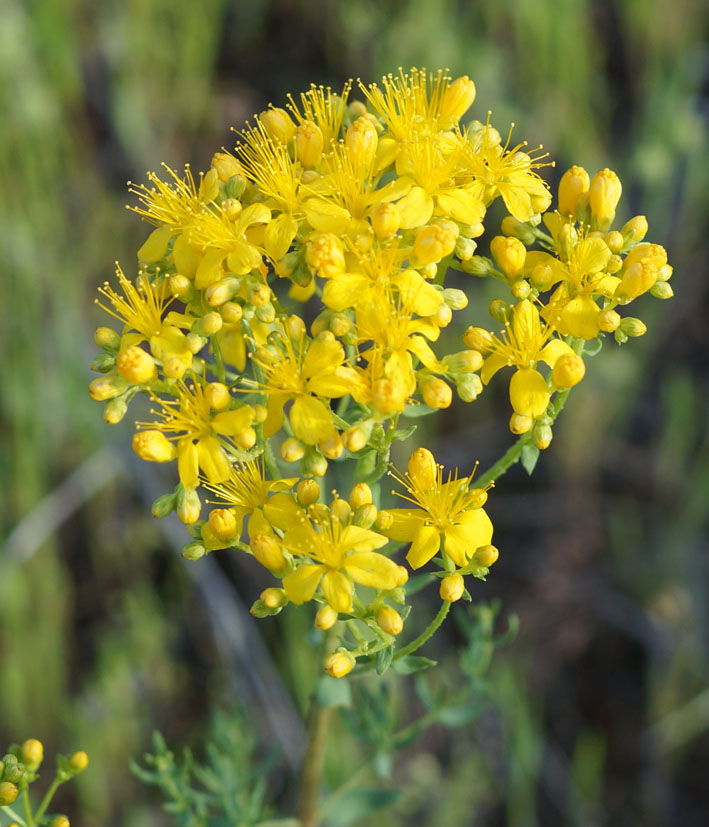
[1,0,707,824]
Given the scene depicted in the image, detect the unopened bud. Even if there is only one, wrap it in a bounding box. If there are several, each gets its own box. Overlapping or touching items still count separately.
[103,397,128,424]
[221,301,244,323]
[186,332,207,353]
[251,534,287,571]
[200,311,223,335]
[374,510,394,532]
[408,448,437,490]
[501,216,536,245]
[116,345,156,384]
[169,274,192,298]
[330,497,351,524]
[353,503,378,529]
[88,376,127,401]
[376,606,403,635]
[0,782,18,806]
[349,482,372,509]
[462,255,495,277]
[421,376,452,409]
[598,310,621,332]
[491,235,526,279]
[176,487,201,524]
[651,281,673,299]
[463,326,494,353]
[221,197,243,222]
[282,438,306,463]
[346,117,378,168]
[261,588,287,609]
[94,326,120,350]
[511,279,531,299]
[132,430,177,463]
[414,221,459,266]
[440,75,476,122]
[442,288,468,310]
[440,574,465,602]
[315,605,339,630]
[621,215,648,245]
[343,423,371,453]
[474,544,499,567]
[320,433,344,460]
[455,235,477,260]
[152,492,176,519]
[457,373,483,402]
[295,119,324,168]
[509,413,533,435]
[297,478,320,506]
[21,739,43,771]
[306,233,346,278]
[370,202,400,239]
[50,817,70,827]
[301,450,328,478]
[605,230,624,254]
[620,317,647,337]
[205,382,230,410]
[589,168,622,228]
[211,151,242,182]
[324,651,355,678]
[530,263,554,291]
[182,540,206,560]
[208,508,237,541]
[206,277,240,307]
[552,352,586,388]
[260,107,296,144]
[558,165,590,216]
[249,284,271,306]
[533,424,553,450]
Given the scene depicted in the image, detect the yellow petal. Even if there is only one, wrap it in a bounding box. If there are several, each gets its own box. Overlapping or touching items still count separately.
[307,368,359,399]
[406,524,441,569]
[212,407,255,436]
[263,492,304,531]
[263,393,288,438]
[383,508,427,542]
[217,326,247,372]
[509,368,550,418]
[246,507,271,539]
[574,237,611,275]
[302,337,345,381]
[321,570,353,613]
[236,202,271,229]
[138,226,173,263]
[322,273,368,311]
[481,353,510,385]
[283,564,325,604]
[303,199,351,235]
[289,396,335,445]
[177,439,199,490]
[443,510,494,568]
[537,338,574,369]
[345,551,400,590]
[512,300,541,345]
[226,241,262,276]
[195,248,227,290]
[434,187,485,225]
[173,234,201,278]
[339,525,388,553]
[407,335,442,371]
[397,187,434,230]
[264,213,298,261]
[391,269,442,317]
[197,436,231,484]
[559,296,601,340]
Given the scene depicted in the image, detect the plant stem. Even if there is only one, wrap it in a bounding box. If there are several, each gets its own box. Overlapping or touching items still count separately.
[1,805,27,826]
[211,334,226,384]
[475,433,532,489]
[22,787,32,826]
[32,776,61,823]
[299,703,333,827]
[393,600,451,661]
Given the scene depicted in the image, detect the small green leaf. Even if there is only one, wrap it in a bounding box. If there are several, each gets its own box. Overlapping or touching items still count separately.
[375,646,394,675]
[436,703,483,727]
[401,403,437,418]
[584,338,603,356]
[391,655,437,674]
[315,674,352,708]
[392,425,417,441]
[520,442,540,475]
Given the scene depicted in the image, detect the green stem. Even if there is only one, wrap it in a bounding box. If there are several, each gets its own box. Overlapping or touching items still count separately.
[211,334,226,384]
[475,433,532,489]
[393,600,450,661]
[261,432,281,482]
[21,787,32,826]
[1,805,27,826]
[32,776,62,823]
[299,703,333,827]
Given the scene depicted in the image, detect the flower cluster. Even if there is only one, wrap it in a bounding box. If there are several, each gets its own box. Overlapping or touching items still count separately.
[89,68,670,676]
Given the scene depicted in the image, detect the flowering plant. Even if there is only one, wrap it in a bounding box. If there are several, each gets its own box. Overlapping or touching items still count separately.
[88,67,671,824]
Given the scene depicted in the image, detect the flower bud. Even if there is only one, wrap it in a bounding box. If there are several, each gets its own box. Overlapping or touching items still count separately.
[376,606,404,636]
[374,510,394,532]
[348,100,368,118]
[491,236,526,280]
[552,352,586,388]
[529,263,554,291]
[462,255,495,276]
[511,279,531,299]
[343,423,372,453]
[103,397,128,425]
[604,230,624,254]
[50,817,70,827]
[315,605,338,630]
[558,165,590,216]
[434,302,453,327]
[261,588,287,609]
[91,351,116,373]
[442,288,468,310]
[260,107,296,144]
[396,565,409,586]
[455,235,477,260]
[370,202,400,239]
[414,221,459,266]
[474,544,499,567]
[297,478,320,506]
[440,75,476,122]
[306,233,346,278]
[208,508,237,541]
[206,277,240,307]
[88,376,127,401]
[440,574,465,602]
[233,427,257,451]
[199,311,223,335]
[222,197,243,222]
[308,502,330,523]
[221,301,244,323]
[420,376,452,409]
[132,430,177,463]
[349,482,373,509]
[152,492,176,519]
[598,310,621,332]
[501,216,536,245]
[324,651,355,678]
[301,450,328,478]
[651,281,673,299]
[21,739,43,771]
[509,413,533,434]
[589,168,622,228]
[176,487,201,525]
[620,317,647,337]
[94,326,120,350]
[533,424,553,450]
[295,119,324,168]
[446,350,483,374]
[329,498,350,526]
[249,284,271,306]
[68,750,88,774]
[320,433,344,460]
[116,345,156,384]
[281,438,306,463]
[186,332,208,353]
[621,215,648,245]
[463,326,494,353]
[408,448,437,490]
[204,382,230,410]
[353,503,378,529]
[457,374,483,402]
[346,117,378,168]
[0,782,18,806]
[251,534,287,571]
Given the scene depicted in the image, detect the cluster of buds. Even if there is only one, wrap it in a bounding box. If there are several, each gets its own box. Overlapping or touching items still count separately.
[89,68,669,676]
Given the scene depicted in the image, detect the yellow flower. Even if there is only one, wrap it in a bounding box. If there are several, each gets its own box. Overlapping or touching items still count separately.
[202,460,297,549]
[252,329,365,445]
[463,122,551,221]
[384,448,493,569]
[96,266,193,375]
[128,163,215,232]
[286,81,352,148]
[480,300,578,419]
[280,503,400,614]
[140,380,256,489]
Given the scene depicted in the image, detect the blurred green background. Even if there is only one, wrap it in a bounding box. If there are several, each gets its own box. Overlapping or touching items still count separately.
[1,0,708,824]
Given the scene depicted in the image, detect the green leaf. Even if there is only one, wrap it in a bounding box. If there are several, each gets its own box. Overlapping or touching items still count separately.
[436,703,483,727]
[392,424,417,441]
[583,338,603,356]
[315,674,352,708]
[520,442,540,475]
[325,788,401,825]
[404,573,435,595]
[375,645,394,675]
[391,655,437,674]
[401,403,437,418]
